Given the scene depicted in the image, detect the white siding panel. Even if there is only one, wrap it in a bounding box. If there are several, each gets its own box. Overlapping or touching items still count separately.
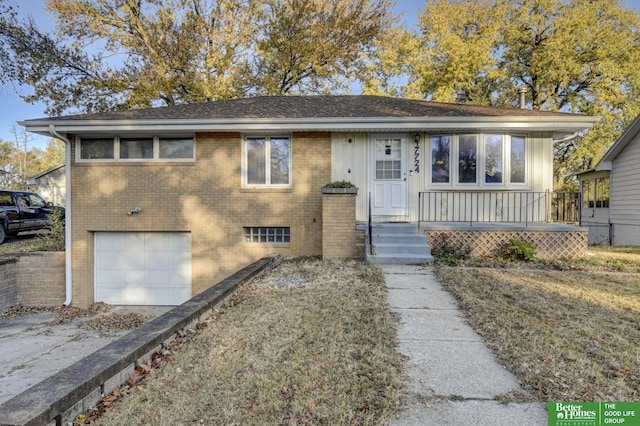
[331,133,369,221]
[610,132,640,243]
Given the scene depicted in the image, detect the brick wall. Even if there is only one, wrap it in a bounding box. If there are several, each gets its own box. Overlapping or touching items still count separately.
[322,189,361,258]
[68,132,331,308]
[0,253,65,312]
[0,258,18,312]
[14,252,66,306]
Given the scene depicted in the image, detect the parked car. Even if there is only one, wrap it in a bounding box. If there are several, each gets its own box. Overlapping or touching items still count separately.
[0,190,65,243]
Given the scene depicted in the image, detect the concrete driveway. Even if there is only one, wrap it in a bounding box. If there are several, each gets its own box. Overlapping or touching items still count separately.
[0,305,171,405]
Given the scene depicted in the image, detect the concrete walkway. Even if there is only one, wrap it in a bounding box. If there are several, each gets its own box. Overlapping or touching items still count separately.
[384,265,548,426]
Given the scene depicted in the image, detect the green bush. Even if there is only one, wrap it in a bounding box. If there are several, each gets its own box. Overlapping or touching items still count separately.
[323,180,356,188]
[38,209,65,251]
[502,238,536,262]
[431,232,471,265]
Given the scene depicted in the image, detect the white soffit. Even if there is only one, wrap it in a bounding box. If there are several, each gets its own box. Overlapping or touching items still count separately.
[19,116,597,137]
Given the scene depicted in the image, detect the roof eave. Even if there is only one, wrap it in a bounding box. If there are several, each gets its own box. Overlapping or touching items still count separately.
[19,116,598,137]
[599,114,640,163]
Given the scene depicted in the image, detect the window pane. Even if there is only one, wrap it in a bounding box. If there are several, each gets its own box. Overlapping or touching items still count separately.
[458,135,477,183]
[270,137,290,185]
[244,227,290,243]
[485,135,503,183]
[160,138,194,159]
[247,138,266,184]
[511,136,526,183]
[80,138,114,159]
[375,139,402,181]
[431,135,450,183]
[582,180,593,208]
[28,194,47,207]
[120,138,153,159]
[596,177,610,208]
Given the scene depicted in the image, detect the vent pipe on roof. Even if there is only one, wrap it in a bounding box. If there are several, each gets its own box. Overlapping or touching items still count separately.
[518,86,528,109]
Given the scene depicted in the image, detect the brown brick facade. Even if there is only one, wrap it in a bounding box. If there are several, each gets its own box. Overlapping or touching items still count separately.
[69,132,331,308]
[322,190,361,258]
[15,252,66,306]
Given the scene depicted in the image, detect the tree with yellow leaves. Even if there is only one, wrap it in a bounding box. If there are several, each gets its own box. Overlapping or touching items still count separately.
[0,0,395,115]
[364,0,640,187]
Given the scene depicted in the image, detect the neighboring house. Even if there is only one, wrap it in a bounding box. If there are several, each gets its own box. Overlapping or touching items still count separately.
[19,96,597,307]
[577,114,640,245]
[28,163,66,207]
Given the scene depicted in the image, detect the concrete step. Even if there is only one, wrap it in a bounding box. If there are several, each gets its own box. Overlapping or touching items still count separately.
[366,252,434,265]
[371,233,429,245]
[365,222,433,265]
[373,243,431,255]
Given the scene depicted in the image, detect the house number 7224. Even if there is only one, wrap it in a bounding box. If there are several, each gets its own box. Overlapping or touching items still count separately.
[414,142,420,173]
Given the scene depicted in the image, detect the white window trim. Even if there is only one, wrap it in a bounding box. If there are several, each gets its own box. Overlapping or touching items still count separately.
[427,133,530,189]
[76,136,195,162]
[241,134,292,188]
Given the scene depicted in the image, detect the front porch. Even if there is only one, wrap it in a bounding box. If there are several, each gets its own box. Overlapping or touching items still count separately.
[419,221,588,259]
[361,221,587,264]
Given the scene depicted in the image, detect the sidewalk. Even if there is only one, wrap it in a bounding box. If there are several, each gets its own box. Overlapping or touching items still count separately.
[384,264,548,426]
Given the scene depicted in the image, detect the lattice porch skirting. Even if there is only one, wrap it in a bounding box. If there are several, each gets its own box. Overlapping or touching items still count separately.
[425,229,587,259]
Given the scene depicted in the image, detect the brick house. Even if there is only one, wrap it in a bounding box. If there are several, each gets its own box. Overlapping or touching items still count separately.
[20,96,597,307]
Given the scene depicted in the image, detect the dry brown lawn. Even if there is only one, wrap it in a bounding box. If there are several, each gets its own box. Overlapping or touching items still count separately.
[84,246,640,424]
[92,258,405,425]
[435,246,640,402]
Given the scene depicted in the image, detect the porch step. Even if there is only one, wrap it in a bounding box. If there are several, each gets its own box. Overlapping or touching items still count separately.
[365,223,433,265]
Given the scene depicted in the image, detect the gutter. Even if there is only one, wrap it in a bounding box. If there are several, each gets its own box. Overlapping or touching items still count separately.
[553,131,580,143]
[48,125,73,307]
[20,115,599,136]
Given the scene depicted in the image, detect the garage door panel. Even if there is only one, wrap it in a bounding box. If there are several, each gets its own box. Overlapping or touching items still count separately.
[121,252,145,269]
[95,269,120,286]
[122,270,146,286]
[145,270,170,285]
[124,233,145,251]
[145,251,170,269]
[95,232,191,306]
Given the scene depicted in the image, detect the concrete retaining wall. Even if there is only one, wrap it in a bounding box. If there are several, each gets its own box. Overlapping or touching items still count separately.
[0,254,281,426]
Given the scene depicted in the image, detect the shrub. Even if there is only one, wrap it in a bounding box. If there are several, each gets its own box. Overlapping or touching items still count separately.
[431,232,471,265]
[38,209,65,251]
[502,238,536,262]
[323,180,356,188]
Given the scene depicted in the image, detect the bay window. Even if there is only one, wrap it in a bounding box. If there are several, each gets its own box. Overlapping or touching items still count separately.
[430,134,527,187]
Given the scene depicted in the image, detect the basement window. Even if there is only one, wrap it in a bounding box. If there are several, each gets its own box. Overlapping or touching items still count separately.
[244,227,290,243]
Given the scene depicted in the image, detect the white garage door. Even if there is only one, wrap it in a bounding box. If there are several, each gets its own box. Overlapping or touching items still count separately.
[95,232,192,305]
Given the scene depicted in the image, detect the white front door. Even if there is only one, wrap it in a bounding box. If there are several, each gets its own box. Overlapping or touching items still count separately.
[370,136,408,218]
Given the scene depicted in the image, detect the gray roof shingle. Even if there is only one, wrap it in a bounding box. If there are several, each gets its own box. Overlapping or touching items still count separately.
[33,95,579,122]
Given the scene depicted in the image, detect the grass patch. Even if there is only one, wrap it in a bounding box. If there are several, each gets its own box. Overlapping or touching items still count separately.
[0,232,62,256]
[434,247,640,402]
[93,258,405,425]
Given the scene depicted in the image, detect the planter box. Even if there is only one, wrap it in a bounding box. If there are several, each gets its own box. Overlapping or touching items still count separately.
[321,187,358,194]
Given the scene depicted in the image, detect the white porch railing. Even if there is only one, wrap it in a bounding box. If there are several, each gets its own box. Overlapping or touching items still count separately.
[418,191,579,227]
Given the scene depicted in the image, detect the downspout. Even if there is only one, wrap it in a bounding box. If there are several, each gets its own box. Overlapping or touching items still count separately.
[48,125,73,306]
